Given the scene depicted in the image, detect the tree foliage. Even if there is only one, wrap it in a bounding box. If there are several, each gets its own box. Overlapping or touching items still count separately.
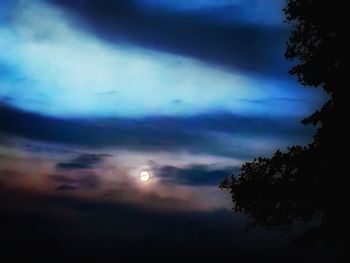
[220,0,345,253]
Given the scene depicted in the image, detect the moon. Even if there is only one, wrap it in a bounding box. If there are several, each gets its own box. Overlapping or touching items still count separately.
[139,170,150,182]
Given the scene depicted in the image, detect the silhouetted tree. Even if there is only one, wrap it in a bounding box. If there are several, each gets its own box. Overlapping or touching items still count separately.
[221,0,345,256]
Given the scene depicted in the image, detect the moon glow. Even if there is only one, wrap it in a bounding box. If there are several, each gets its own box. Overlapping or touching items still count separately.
[140,170,150,182]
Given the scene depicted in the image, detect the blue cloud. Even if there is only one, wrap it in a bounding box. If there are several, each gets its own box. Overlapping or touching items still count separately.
[154,164,238,186]
[0,103,315,159]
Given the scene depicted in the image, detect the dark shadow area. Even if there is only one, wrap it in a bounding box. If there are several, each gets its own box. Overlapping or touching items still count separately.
[0,188,335,262]
[221,0,346,261]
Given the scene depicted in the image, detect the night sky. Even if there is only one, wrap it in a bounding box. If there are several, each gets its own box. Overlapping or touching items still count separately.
[0,0,326,261]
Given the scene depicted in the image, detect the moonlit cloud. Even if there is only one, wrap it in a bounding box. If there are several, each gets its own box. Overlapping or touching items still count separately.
[0,141,231,211]
[0,0,321,118]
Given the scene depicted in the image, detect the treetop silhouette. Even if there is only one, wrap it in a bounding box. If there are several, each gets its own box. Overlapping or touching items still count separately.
[221,0,345,255]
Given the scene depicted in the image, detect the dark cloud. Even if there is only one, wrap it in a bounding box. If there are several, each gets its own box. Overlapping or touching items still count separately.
[54,184,79,191]
[56,162,89,170]
[0,103,314,158]
[53,153,107,190]
[48,0,290,78]
[56,153,110,170]
[155,164,238,186]
[49,171,100,190]
[49,174,76,184]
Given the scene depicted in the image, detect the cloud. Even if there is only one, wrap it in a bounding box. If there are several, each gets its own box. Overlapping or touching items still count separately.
[154,164,238,186]
[56,163,90,170]
[0,103,315,159]
[55,184,79,191]
[53,153,110,190]
[49,171,100,190]
[56,153,110,170]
